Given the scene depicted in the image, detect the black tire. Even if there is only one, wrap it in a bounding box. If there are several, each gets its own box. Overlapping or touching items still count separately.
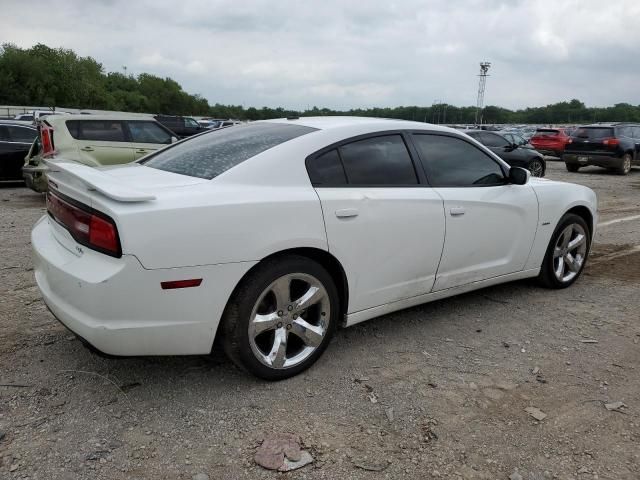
[527,158,545,177]
[219,255,339,380]
[616,153,632,175]
[565,163,580,173]
[538,213,591,289]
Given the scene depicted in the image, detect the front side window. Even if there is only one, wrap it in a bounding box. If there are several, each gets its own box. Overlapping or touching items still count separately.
[338,135,418,185]
[185,118,200,128]
[128,121,172,144]
[142,122,317,179]
[413,134,505,187]
[67,120,127,142]
[480,132,510,148]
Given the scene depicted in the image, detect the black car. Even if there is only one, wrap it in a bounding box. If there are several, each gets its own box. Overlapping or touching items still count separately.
[563,123,640,175]
[153,115,205,138]
[0,122,38,181]
[465,130,546,177]
[501,132,536,150]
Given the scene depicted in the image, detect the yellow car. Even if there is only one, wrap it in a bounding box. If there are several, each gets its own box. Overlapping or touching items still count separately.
[23,115,177,192]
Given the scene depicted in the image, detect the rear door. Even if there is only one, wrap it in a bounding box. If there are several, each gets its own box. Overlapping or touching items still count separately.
[67,120,134,166]
[125,120,173,159]
[0,125,37,179]
[309,133,446,313]
[411,133,538,291]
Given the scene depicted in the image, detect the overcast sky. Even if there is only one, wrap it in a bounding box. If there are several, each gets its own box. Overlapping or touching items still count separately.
[2,0,639,110]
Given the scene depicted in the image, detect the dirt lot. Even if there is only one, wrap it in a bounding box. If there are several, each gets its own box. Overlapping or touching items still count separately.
[1,162,639,480]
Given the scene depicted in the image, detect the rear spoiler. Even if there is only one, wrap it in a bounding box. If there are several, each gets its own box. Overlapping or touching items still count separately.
[45,161,156,202]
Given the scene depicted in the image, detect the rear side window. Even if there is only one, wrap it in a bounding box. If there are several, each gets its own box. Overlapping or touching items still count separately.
[142,123,317,179]
[7,126,37,143]
[67,120,127,142]
[127,121,172,144]
[616,126,633,138]
[338,135,418,185]
[572,127,614,140]
[413,134,505,187]
[307,149,347,185]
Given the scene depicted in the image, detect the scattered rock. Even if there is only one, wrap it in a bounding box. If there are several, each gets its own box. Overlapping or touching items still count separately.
[254,433,313,472]
[502,341,510,348]
[536,375,547,384]
[469,382,478,390]
[9,463,19,472]
[604,401,626,412]
[577,466,589,474]
[385,407,395,422]
[368,392,378,403]
[509,471,523,480]
[192,473,209,480]
[525,406,547,421]
[353,460,389,472]
[532,366,540,375]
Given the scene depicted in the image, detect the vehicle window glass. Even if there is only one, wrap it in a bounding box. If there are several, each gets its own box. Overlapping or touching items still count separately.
[128,121,172,144]
[632,127,640,139]
[338,135,417,185]
[617,126,632,137]
[70,120,127,141]
[66,120,80,139]
[185,118,200,128]
[142,123,317,180]
[572,127,614,140]
[514,134,527,145]
[307,149,347,185]
[413,134,505,187]
[480,132,509,147]
[534,129,559,137]
[7,126,37,143]
[0,126,9,141]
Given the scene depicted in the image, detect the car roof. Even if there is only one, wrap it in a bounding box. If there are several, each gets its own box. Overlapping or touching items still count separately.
[261,116,455,133]
[0,120,37,127]
[43,114,154,124]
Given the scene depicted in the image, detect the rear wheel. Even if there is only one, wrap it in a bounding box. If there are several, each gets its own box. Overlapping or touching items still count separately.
[220,255,339,380]
[565,163,580,173]
[617,154,632,175]
[527,158,545,177]
[538,214,590,289]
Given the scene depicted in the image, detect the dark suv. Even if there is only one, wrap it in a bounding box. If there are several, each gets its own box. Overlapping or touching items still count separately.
[153,115,205,138]
[563,123,640,175]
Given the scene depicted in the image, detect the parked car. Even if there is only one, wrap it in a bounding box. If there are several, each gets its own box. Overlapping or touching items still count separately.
[0,122,38,181]
[530,128,571,157]
[465,130,546,177]
[23,115,177,192]
[563,123,640,175]
[32,117,597,379]
[501,132,536,150]
[154,115,205,138]
[14,113,35,122]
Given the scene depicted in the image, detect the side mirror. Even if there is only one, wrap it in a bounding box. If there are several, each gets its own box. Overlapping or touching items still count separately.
[504,143,518,151]
[508,166,530,185]
[171,136,178,144]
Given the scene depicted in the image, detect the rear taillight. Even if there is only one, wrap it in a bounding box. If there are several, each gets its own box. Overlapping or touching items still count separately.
[46,189,121,257]
[566,138,573,144]
[602,138,620,147]
[40,125,55,157]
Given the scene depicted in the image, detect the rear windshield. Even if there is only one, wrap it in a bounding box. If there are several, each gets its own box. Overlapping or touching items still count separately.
[572,127,614,140]
[141,123,317,179]
[534,129,559,136]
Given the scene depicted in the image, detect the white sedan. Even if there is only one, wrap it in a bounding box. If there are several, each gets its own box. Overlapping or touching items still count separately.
[32,117,597,379]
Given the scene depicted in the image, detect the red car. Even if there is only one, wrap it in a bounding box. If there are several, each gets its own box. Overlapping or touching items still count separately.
[530,128,571,157]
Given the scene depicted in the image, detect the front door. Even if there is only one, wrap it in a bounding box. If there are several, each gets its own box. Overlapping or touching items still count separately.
[411,133,538,291]
[308,134,446,313]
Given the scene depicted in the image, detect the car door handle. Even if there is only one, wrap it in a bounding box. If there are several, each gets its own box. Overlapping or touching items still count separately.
[335,208,359,218]
[450,207,466,216]
[135,149,148,153]
[80,146,94,152]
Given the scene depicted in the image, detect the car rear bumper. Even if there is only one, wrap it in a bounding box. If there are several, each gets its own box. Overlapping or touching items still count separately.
[563,153,624,167]
[32,215,255,356]
[22,164,49,193]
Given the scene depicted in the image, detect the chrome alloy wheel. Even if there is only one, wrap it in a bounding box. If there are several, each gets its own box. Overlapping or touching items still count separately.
[553,223,588,283]
[528,159,544,177]
[248,273,331,369]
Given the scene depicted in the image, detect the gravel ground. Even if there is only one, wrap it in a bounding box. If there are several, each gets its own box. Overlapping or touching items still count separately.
[1,162,639,480]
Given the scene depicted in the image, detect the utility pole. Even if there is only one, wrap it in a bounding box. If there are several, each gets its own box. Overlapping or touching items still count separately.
[475,62,491,126]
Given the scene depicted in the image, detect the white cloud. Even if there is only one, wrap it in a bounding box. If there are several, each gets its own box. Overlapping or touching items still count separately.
[1,0,639,109]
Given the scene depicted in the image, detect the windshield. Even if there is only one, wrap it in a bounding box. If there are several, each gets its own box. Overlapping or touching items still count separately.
[141,122,317,179]
[572,127,614,140]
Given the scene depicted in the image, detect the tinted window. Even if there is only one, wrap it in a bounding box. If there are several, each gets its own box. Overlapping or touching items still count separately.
[413,134,505,187]
[142,123,317,179]
[7,126,37,143]
[0,126,9,141]
[128,121,172,144]
[67,120,127,141]
[617,126,633,138]
[307,149,347,185]
[185,118,200,128]
[632,126,640,139]
[480,132,510,147]
[338,135,417,185]
[572,127,614,140]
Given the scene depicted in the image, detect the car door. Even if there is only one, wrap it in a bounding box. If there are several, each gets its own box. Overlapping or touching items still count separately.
[3,125,37,179]
[632,127,640,160]
[308,133,446,313]
[411,133,538,291]
[126,120,173,159]
[68,120,134,166]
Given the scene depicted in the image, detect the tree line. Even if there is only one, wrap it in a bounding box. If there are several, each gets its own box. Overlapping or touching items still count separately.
[2,43,640,124]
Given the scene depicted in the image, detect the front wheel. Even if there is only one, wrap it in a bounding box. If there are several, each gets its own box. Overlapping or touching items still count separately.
[220,255,339,380]
[538,213,590,289]
[527,158,545,177]
[565,163,580,173]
